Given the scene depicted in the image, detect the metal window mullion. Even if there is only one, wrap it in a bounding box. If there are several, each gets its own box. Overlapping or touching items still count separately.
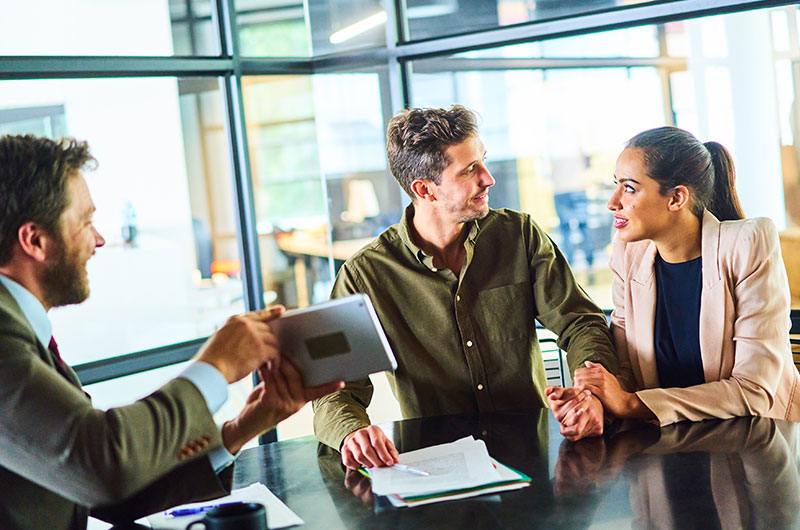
[383,0,409,113]
[0,56,233,80]
[388,0,799,61]
[75,339,207,385]
[216,0,278,445]
[216,0,263,314]
[221,74,264,314]
[393,0,409,45]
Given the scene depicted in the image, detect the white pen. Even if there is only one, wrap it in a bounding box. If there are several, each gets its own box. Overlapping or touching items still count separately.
[392,463,430,476]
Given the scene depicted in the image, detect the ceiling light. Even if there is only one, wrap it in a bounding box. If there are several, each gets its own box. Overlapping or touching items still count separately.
[329,10,388,44]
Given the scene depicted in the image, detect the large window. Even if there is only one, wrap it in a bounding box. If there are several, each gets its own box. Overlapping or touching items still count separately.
[0,77,243,364]
[410,32,667,306]
[2,0,797,444]
[410,13,800,311]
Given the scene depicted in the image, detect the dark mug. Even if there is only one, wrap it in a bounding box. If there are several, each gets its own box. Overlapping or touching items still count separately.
[185,502,267,530]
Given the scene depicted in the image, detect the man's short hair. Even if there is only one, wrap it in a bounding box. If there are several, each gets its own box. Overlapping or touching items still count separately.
[0,135,96,265]
[386,105,478,198]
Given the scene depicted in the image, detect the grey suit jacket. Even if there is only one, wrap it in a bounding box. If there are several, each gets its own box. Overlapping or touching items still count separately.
[0,282,230,530]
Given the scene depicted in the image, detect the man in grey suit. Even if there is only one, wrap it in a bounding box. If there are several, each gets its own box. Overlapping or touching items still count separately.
[0,134,343,530]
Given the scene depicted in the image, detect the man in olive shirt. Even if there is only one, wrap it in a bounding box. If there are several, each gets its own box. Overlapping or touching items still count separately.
[313,106,617,468]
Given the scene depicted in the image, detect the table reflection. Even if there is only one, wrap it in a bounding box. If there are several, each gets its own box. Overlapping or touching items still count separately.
[232,411,800,530]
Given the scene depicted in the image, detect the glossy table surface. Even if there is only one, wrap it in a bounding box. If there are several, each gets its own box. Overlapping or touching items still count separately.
[232,410,800,529]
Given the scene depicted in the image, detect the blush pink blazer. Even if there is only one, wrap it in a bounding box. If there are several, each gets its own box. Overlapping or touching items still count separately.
[610,210,800,426]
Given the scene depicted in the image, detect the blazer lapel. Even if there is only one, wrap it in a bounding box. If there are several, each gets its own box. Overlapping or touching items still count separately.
[0,282,84,390]
[40,342,83,389]
[631,242,660,388]
[699,210,725,383]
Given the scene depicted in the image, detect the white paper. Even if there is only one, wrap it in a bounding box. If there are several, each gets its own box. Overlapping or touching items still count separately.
[368,436,502,496]
[385,458,530,508]
[146,483,303,529]
[387,483,529,508]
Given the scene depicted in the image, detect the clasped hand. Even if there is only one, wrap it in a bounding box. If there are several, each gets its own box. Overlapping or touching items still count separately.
[546,360,624,442]
[548,361,647,441]
[573,361,633,418]
[545,385,604,442]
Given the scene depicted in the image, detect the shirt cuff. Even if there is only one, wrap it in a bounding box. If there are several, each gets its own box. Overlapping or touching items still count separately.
[178,361,229,414]
[208,444,236,473]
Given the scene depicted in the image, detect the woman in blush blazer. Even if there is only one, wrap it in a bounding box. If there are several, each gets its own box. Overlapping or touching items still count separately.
[567,126,800,427]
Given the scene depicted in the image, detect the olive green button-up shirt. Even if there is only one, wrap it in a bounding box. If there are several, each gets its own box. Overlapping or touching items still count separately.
[312,206,617,450]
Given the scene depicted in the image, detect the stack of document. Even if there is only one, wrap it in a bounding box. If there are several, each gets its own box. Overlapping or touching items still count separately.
[366,436,530,508]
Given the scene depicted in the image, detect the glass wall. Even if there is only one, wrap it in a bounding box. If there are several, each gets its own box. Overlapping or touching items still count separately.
[239,71,400,439]
[409,11,800,311]
[0,77,244,365]
[403,0,662,42]
[241,71,398,311]
[0,0,218,56]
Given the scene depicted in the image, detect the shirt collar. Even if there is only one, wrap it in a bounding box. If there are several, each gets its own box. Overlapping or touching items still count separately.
[398,203,483,270]
[0,274,51,348]
[398,204,425,262]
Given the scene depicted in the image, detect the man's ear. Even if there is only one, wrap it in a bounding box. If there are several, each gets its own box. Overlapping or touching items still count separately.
[668,185,690,211]
[17,222,51,263]
[410,179,435,203]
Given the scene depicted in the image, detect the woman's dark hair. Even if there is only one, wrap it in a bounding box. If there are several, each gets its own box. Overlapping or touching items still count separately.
[625,126,744,221]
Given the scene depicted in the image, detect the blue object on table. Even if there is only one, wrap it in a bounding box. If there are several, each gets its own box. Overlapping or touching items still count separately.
[165,502,239,517]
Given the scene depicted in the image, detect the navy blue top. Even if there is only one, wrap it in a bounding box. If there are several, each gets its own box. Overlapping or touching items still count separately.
[653,253,705,388]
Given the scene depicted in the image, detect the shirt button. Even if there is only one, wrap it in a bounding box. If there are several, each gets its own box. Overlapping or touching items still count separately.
[431,267,438,272]
[456,295,461,302]
[466,340,473,347]
[477,384,484,390]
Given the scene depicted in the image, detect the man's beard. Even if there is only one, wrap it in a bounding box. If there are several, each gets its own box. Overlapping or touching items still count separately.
[450,201,490,224]
[41,237,89,308]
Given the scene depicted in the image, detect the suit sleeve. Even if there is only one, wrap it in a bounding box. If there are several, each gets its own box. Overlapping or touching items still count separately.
[0,329,223,508]
[91,456,231,523]
[526,216,619,377]
[636,218,792,425]
[609,236,638,392]
[312,262,374,450]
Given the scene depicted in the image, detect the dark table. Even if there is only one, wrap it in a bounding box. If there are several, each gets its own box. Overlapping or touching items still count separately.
[232,410,800,529]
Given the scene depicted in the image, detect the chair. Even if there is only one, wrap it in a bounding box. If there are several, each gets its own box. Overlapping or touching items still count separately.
[539,337,567,387]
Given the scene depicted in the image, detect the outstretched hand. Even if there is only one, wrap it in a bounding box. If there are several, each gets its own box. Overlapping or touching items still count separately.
[196,306,284,384]
[222,359,343,455]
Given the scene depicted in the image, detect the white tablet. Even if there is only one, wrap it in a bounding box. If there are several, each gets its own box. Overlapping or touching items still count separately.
[270,294,398,386]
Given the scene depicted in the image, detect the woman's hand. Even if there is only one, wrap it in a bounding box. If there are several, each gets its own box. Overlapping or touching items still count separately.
[574,361,653,420]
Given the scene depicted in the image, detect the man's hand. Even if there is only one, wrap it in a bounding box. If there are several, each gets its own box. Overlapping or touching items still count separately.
[196,306,284,384]
[551,388,604,441]
[546,386,604,441]
[222,359,343,455]
[545,386,583,423]
[340,426,399,470]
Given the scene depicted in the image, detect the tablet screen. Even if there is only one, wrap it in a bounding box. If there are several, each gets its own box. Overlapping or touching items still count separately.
[305,331,351,360]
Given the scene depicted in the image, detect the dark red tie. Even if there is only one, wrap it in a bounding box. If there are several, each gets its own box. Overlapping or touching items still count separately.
[48,336,66,368]
[48,336,87,396]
